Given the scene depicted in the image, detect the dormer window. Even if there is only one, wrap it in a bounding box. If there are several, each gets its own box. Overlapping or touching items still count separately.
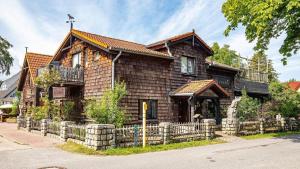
[72,53,81,68]
[181,56,195,74]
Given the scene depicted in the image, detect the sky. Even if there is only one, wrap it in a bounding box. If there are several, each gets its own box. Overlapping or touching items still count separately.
[0,0,299,81]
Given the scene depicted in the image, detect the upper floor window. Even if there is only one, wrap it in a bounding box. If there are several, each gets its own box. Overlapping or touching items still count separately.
[181,56,195,74]
[84,49,89,67]
[72,53,81,68]
[138,99,158,120]
[0,84,7,91]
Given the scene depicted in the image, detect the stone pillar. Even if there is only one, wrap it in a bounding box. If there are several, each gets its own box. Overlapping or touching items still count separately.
[222,118,239,135]
[260,118,265,134]
[41,119,48,136]
[17,116,21,130]
[159,122,171,145]
[85,124,115,150]
[60,121,71,142]
[26,117,32,132]
[202,119,216,140]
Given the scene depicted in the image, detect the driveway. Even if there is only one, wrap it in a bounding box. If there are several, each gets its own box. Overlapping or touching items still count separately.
[1,123,300,169]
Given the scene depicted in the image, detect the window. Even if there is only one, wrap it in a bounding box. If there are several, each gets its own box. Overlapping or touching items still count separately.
[94,51,100,60]
[139,99,158,120]
[72,53,81,68]
[181,56,195,74]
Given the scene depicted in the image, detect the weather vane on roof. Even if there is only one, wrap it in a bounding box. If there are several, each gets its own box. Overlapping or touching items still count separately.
[66,14,75,30]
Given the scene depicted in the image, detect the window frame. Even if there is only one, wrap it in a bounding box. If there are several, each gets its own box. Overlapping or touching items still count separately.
[72,52,81,68]
[138,99,158,120]
[181,56,196,75]
[94,51,100,61]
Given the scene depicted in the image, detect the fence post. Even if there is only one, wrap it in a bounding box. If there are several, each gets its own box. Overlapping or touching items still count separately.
[26,117,32,132]
[41,119,47,136]
[203,119,216,140]
[17,116,21,130]
[222,118,238,135]
[280,117,286,131]
[260,118,265,134]
[85,124,115,150]
[159,122,171,145]
[60,121,69,142]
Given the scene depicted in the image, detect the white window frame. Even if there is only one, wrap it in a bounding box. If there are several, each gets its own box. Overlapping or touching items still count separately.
[181,56,195,74]
[72,52,81,68]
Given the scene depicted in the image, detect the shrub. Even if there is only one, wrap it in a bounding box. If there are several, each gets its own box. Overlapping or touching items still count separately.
[269,82,300,118]
[10,91,21,116]
[236,89,261,121]
[85,82,127,127]
[61,101,75,121]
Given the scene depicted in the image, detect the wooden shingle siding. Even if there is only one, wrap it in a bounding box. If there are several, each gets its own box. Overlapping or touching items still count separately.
[115,54,172,123]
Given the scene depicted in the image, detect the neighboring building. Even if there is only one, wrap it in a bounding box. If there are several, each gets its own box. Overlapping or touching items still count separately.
[0,72,21,115]
[18,29,269,124]
[288,81,300,93]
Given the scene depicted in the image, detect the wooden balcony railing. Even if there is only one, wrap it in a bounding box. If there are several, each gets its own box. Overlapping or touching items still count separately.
[37,65,84,85]
[238,68,268,83]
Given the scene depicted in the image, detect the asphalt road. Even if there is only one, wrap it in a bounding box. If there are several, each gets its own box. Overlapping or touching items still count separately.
[1,123,300,169]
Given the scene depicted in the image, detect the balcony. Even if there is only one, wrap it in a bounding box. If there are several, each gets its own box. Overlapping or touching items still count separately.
[239,68,268,83]
[37,65,84,86]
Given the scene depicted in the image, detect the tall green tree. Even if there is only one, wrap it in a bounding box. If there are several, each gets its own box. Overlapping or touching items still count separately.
[0,36,14,75]
[249,52,278,82]
[222,0,300,64]
[210,42,242,68]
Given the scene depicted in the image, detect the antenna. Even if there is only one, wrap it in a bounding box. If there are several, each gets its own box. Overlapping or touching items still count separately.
[66,14,75,30]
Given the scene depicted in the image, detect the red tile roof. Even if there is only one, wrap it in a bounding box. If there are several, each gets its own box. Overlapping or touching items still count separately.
[288,82,300,91]
[71,29,171,58]
[147,31,213,55]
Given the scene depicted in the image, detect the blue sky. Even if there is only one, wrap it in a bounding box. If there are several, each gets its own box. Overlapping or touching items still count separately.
[0,0,299,81]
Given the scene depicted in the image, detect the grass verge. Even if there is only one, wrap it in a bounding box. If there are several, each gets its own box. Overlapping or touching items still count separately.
[58,139,225,156]
[241,131,300,140]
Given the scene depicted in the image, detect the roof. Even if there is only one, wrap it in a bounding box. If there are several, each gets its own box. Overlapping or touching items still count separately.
[206,58,240,72]
[288,82,300,91]
[53,29,171,61]
[17,52,53,90]
[0,72,20,99]
[147,31,213,55]
[171,80,229,98]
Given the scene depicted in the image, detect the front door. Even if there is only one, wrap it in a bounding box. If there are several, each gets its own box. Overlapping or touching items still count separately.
[178,100,189,122]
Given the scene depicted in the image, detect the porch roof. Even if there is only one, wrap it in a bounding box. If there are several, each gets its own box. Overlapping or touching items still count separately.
[170,80,230,98]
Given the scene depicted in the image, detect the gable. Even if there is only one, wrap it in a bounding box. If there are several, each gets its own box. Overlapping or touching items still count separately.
[147,31,213,56]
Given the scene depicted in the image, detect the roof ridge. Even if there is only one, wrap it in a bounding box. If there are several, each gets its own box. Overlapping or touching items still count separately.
[26,52,53,57]
[147,31,193,47]
[72,29,146,46]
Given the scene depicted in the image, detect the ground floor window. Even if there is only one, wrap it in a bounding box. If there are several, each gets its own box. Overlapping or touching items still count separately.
[138,99,157,120]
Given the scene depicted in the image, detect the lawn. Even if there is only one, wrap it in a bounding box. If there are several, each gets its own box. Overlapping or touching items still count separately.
[241,131,300,140]
[58,139,225,156]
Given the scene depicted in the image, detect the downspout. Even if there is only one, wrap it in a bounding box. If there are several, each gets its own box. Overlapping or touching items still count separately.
[164,41,172,57]
[111,51,122,89]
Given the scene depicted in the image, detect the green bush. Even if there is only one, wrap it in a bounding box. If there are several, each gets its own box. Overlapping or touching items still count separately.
[236,89,261,121]
[269,82,300,117]
[85,82,127,127]
[61,101,75,121]
[10,91,21,116]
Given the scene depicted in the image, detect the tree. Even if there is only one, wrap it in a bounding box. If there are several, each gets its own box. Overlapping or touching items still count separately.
[210,42,242,68]
[268,81,300,117]
[222,0,300,64]
[85,82,127,127]
[10,91,21,116]
[236,89,261,121]
[35,68,61,95]
[0,36,14,75]
[249,52,278,82]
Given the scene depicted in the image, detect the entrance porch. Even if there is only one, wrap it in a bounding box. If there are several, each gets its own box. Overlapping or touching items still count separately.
[171,80,229,124]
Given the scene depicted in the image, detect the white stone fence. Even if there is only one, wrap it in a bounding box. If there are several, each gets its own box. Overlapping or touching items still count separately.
[222,117,300,136]
[17,116,216,150]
